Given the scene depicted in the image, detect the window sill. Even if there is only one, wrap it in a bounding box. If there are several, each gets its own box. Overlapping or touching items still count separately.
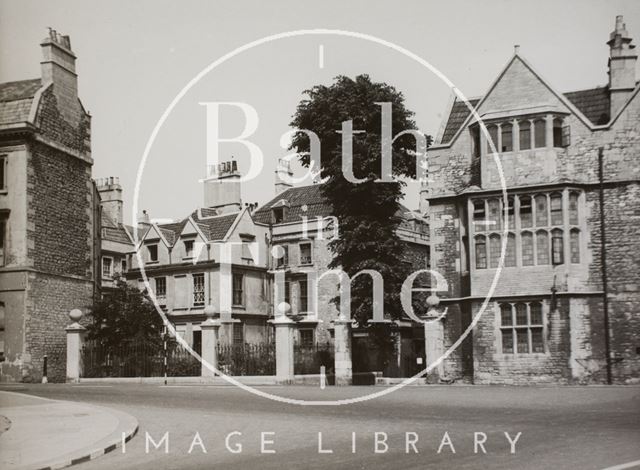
[146,261,159,265]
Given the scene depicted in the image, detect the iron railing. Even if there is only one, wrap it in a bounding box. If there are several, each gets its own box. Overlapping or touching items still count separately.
[217,343,276,376]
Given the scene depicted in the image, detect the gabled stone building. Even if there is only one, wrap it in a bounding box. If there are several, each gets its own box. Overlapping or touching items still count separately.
[424,16,640,384]
[127,161,271,352]
[0,30,99,382]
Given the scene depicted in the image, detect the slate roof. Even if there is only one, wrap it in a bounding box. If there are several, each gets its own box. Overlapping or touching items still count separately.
[191,211,239,241]
[0,78,42,126]
[564,86,611,125]
[439,85,615,144]
[253,184,416,225]
[148,210,240,246]
[253,185,332,224]
[440,98,480,144]
[101,213,135,246]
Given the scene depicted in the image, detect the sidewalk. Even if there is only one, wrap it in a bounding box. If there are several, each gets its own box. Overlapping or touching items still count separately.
[0,391,138,470]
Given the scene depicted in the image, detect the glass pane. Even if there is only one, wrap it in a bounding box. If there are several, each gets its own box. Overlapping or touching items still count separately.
[475,236,487,269]
[537,231,549,265]
[505,234,516,267]
[519,121,531,150]
[488,199,501,231]
[516,329,530,354]
[502,330,514,353]
[552,229,564,265]
[473,200,486,230]
[530,302,543,324]
[535,195,548,226]
[520,196,532,228]
[515,303,528,325]
[487,125,499,153]
[570,230,580,264]
[501,123,513,152]
[489,234,501,268]
[531,328,544,353]
[550,194,563,225]
[569,193,579,225]
[534,119,546,148]
[521,232,534,266]
[507,197,515,229]
[500,303,513,326]
[553,118,563,147]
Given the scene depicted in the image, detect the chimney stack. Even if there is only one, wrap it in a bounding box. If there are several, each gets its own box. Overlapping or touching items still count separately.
[203,159,242,213]
[40,28,80,125]
[97,177,123,225]
[608,15,637,116]
[275,158,293,195]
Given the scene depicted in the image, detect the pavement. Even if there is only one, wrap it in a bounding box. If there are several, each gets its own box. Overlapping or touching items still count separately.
[0,390,138,470]
[0,383,638,470]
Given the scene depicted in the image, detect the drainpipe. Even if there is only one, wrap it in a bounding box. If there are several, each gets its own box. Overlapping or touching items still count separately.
[598,147,613,385]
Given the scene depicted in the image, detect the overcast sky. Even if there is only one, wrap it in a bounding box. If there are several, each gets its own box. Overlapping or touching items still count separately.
[1,0,639,223]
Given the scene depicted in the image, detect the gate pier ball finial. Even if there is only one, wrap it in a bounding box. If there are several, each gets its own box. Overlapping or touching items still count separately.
[204,304,216,320]
[68,308,83,326]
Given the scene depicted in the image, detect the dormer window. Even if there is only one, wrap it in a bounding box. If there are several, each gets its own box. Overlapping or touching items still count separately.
[273,207,284,223]
[271,200,289,224]
[184,240,194,258]
[148,244,158,263]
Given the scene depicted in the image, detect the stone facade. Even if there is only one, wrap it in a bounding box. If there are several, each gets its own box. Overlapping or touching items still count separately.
[425,16,640,384]
[0,29,98,382]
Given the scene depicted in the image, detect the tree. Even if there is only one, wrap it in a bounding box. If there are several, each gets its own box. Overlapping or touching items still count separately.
[86,276,165,349]
[289,75,430,331]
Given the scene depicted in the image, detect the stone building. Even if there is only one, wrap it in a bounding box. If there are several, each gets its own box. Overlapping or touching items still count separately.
[0,30,98,382]
[96,177,138,293]
[424,16,640,384]
[253,160,431,377]
[127,160,271,352]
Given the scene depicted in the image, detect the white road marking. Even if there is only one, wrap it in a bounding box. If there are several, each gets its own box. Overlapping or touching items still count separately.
[601,460,640,470]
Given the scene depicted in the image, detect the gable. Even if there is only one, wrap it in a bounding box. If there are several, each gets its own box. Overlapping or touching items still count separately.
[477,56,568,116]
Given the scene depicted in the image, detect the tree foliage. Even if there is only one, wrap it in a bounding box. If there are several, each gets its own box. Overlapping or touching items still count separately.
[86,276,165,350]
[289,75,429,326]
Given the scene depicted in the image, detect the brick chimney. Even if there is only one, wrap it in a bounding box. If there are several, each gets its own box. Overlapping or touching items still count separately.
[608,15,637,116]
[97,177,123,224]
[203,159,242,213]
[275,158,293,195]
[40,28,80,125]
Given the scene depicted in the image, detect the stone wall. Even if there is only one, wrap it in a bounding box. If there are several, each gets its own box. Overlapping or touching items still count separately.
[23,272,93,382]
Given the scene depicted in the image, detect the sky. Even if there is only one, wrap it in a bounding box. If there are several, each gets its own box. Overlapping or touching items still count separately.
[1,0,639,224]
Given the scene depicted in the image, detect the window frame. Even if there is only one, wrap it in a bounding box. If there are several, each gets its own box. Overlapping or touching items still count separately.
[183,239,195,259]
[155,276,167,307]
[299,242,313,265]
[498,300,547,355]
[470,189,582,270]
[102,256,113,279]
[0,155,7,193]
[232,272,245,307]
[192,273,205,307]
[147,244,159,263]
[299,328,315,348]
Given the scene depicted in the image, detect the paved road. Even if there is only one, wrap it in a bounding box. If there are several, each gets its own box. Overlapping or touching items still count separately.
[1,383,639,470]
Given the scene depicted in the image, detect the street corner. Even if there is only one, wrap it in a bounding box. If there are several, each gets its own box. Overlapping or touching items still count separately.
[0,391,138,470]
